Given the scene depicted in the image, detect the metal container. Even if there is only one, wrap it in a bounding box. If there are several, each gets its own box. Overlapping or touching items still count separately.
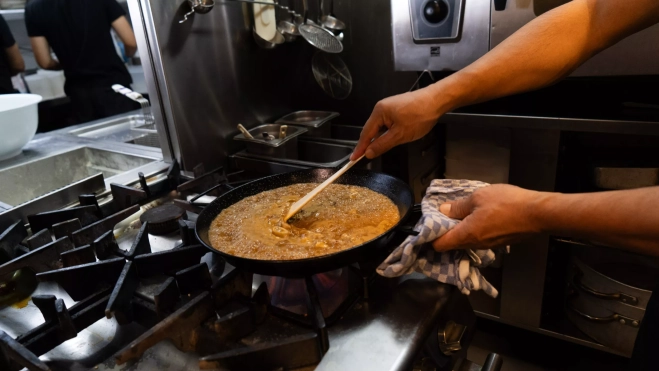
[233,124,307,159]
[299,124,361,146]
[562,240,659,356]
[231,140,381,175]
[275,111,339,138]
[297,125,383,172]
[0,147,157,207]
[68,114,161,148]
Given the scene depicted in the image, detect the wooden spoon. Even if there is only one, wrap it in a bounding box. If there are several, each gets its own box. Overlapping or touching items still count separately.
[237,123,254,139]
[284,155,365,221]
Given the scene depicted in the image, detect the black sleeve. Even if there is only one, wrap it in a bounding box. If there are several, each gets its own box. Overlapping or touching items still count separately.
[0,16,15,48]
[104,0,126,23]
[24,4,44,37]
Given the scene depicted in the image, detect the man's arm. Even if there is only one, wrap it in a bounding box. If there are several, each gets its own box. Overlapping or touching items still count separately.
[29,37,60,70]
[4,43,24,75]
[112,16,137,57]
[433,185,659,257]
[352,0,659,160]
[0,15,23,75]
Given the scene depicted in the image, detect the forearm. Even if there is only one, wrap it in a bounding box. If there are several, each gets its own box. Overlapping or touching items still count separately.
[30,37,61,70]
[112,17,137,58]
[427,0,659,113]
[41,59,60,70]
[5,44,25,75]
[124,44,137,58]
[534,188,659,256]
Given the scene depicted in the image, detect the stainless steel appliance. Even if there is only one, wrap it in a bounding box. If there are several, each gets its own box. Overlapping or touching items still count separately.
[126,0,417,173]
[0,160,504,371]
[564,241,655,356]
[391,0,659,75]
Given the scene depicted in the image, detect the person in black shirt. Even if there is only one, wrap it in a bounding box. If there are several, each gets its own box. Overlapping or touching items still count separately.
[0,15,25,94]
[25,0,139,123]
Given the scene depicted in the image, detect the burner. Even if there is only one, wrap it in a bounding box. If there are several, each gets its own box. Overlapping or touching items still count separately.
[139,204,186,235]
[255,269,351,318]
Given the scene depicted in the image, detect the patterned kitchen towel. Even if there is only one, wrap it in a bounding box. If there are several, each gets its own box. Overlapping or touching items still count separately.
[377,179,506,298]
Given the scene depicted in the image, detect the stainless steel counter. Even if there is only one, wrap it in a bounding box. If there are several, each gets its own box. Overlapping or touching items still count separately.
[89,273,456,371]
[0,111,170,222]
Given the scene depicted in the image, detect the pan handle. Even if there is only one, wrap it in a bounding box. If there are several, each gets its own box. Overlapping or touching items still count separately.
[482,353,503,371]
[394,226,419,236]
[394,204,422,236]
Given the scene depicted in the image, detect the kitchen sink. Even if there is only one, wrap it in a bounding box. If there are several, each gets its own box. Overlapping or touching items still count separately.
[0,147,158,207]
[68,115,161,148]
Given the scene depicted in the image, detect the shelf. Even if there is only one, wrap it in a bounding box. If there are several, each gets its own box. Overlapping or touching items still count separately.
[0,9,24,21]
[474,311,629,358]
[440,112,659,136]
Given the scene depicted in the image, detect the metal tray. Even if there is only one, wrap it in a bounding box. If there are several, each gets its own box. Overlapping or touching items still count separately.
[300,124,362,146]
[233,124,307,159]
[275,111,339,137]
[231,140,381,175]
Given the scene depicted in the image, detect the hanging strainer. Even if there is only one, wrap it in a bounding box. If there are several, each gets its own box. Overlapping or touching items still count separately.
[311,52,352,99]
[299,22,343,53]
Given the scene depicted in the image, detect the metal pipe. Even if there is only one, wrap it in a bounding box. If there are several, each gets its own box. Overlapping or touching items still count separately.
[481,353,504,371]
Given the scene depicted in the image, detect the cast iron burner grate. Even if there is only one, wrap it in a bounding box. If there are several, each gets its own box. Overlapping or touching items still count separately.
[111,264,380,371]
[0,161,258,370]
[0,161,372,371]
[0,161,402,371]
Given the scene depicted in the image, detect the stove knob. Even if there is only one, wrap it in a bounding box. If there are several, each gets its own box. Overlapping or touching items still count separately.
[438,320,466,355]
[423,0,449,24]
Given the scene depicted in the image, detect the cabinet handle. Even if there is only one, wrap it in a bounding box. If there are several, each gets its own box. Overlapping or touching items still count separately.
[572,268,638,305]
[566,295,640,328]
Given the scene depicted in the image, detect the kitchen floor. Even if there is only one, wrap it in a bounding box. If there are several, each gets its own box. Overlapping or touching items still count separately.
[466,319,630,371]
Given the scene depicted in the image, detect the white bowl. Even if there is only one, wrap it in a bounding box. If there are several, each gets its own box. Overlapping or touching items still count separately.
[0,94,42,161]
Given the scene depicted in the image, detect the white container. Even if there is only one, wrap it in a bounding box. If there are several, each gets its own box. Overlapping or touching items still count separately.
[36,70,66,99]
[0,94,42,161]
[25,70,66,100]
[24,74,55,100]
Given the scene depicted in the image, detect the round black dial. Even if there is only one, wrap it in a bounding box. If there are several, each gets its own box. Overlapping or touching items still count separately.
[423,0,449,24]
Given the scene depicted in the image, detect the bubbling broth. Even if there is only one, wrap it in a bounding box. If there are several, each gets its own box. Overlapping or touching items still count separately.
[209,183,400,260]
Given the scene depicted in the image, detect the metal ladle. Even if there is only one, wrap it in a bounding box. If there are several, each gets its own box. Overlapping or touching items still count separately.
[180,0,214,24]
[253,26,285,49]
[225,0,299,18]
[320,0,345,32]
[277,21,298,41]
[225,0,343,53]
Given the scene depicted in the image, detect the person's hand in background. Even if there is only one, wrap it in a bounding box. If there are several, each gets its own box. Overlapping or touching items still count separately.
[432,184,546,251]
[349,86,450,161]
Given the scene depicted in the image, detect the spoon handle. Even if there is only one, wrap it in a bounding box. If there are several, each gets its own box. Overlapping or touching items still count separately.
[237,123,254,139]
[285,155,365,221]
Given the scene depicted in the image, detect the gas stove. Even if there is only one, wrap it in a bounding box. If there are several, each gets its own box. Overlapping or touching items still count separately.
[0,162,475,371]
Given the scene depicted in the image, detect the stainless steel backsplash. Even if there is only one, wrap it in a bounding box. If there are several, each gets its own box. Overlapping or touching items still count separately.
[129,0,416,172]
